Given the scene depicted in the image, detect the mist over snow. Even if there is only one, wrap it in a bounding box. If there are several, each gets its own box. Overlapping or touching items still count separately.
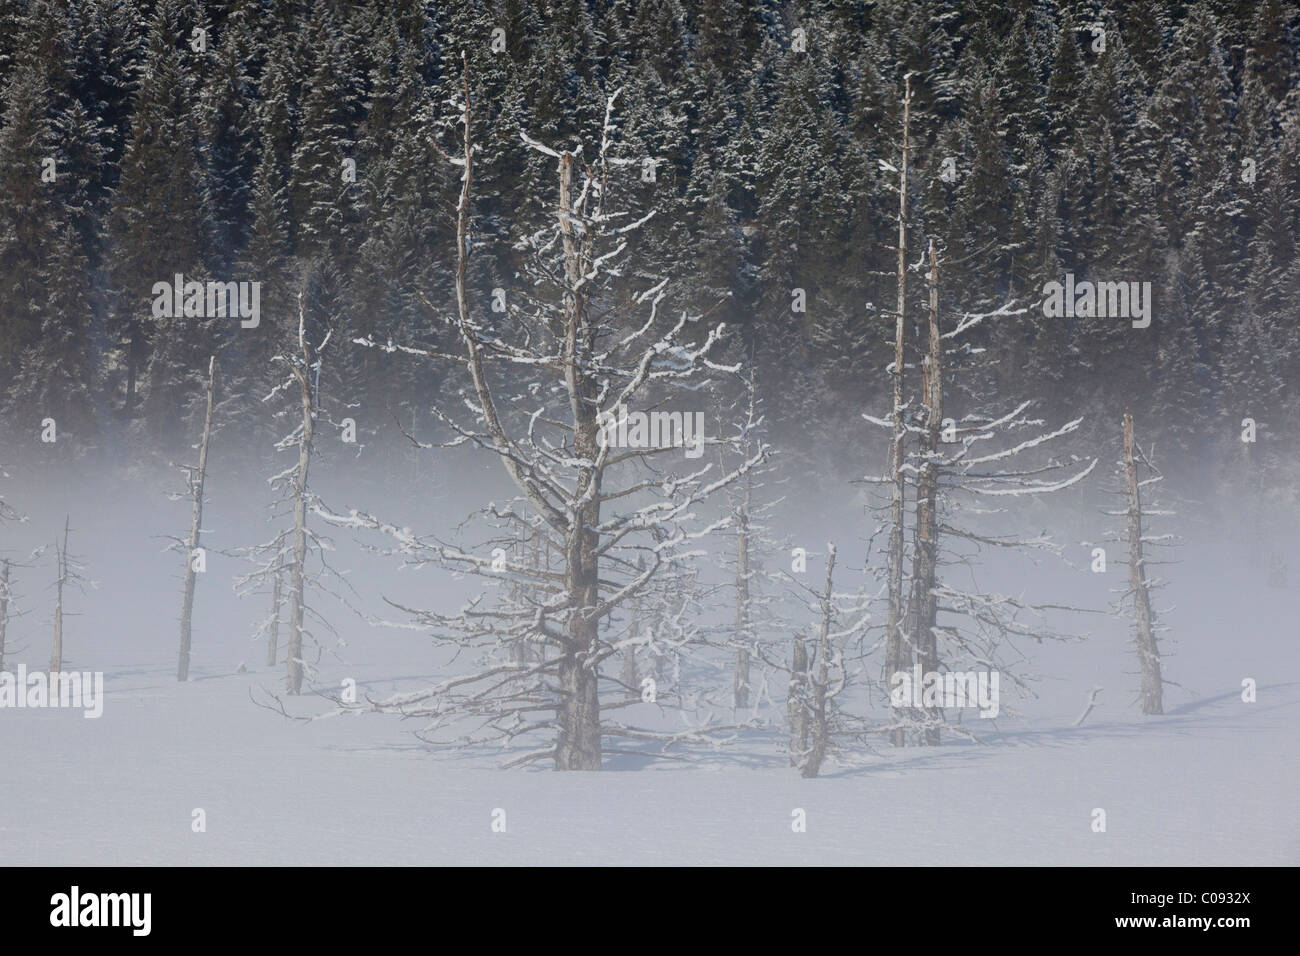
[1,444,1296,865]
[2,0,1299,866]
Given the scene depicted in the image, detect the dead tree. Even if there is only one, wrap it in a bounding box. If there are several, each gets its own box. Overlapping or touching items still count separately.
[883,73,913,747]
[868,248,1095,745]
[784,544,868,777]
[713,371,783,714]
[50,516,68,672]
[335,67,760,770]
[1120,410,1166,715]
[787,632,809,765]
[236,288,354,694]
[284,302,316,694]
[906,240,943,744]
[0,484,29,673]
[801,545,837,778]
[733,503,752,708]
[48,517,87,672]
[176,355,216,681]
[265,558,282,668]
[0,558,10,672]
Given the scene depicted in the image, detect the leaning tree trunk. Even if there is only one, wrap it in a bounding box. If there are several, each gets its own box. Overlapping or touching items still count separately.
[286,297,314,696]
[50,515,68,672]
[907,240,943,745]
[802,545,837,779]
[0,558,10,672]
[885,74,912,747]
[733,505,752,710]
[178,355,216,682]
[1123,410,1163,715]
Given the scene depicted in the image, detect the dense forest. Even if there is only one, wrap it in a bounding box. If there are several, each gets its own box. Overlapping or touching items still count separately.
[0,0,1297,495]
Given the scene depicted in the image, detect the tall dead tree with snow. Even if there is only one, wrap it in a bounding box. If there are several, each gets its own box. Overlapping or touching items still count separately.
[264,558,282,667]
[334,65,759,769]
[50,516,68,672]
[236,289,352,695]
[799,544,837,778]
[784,544,870,777]
[867,244,1096,745]
[48,516,88,672]
[906,240,944,743]
[175,355,216,681]
[787,630,809,764]
[0,558,10,672]
[882,74,913,747]
[712,371,783,713]
[1116,410,1169,715]
[284,301,317,695]
[0,483,17,672]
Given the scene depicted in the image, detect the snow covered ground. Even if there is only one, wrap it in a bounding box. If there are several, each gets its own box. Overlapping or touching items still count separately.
[4,658,1295,865]
[2,470,1297,866]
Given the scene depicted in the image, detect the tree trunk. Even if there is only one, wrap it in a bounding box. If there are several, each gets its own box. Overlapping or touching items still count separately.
[266,557,282,667]
[50,515,68,673]
[126,331,139,416]
[733,505,752,710]
[885,74,912,747]
[287,296,314,696]
[788,632,809,766]
[1123,410,1162,715]
[178,355,216,682]
[557,510,601,769]
[908,240,943,745]
[0,558,10,672]
[802,545,837,778]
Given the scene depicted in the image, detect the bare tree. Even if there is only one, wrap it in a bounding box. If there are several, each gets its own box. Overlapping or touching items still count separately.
[712,371,783,714]
[175,355,216,681]
[882,74,913,747]
[0,481,18,673]
[1117,410,1169,715]
[334,64,760,769]
[236,288,355,695]
[50,516,68,672]
[0,558,10,673]
[784,544,870,777]
[800,544,837,778]
[284,297,317,695]
[867,244,1096,745]
[787,631,810,765]
[906,240,943,743]
[264,557,282,668]
[48,516,89,672]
